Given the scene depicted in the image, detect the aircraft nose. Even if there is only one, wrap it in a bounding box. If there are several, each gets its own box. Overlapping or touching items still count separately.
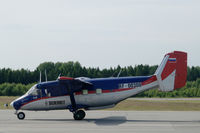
[10,101,21,110]
[10,101,14,108]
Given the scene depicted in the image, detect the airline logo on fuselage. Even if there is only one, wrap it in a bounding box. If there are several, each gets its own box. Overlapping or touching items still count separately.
[118,82,142,89]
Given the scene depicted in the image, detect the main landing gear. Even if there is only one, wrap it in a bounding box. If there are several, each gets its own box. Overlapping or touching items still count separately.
[15,111,25,120]
[73,110,86,120]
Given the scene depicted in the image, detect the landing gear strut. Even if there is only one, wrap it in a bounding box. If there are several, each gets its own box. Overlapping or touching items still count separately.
[73,110,86,120]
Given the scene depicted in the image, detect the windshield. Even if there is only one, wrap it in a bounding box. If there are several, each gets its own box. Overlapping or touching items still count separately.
[26,84,41,96]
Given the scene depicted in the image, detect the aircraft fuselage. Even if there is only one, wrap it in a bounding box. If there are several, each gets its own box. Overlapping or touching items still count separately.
[11,76,158,111]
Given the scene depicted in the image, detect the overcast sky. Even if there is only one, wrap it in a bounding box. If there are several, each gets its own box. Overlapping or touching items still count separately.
[0,0,199,70]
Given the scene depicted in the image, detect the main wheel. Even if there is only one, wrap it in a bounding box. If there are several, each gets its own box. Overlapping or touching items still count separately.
[73,110,86,120]
[17,112,25,120]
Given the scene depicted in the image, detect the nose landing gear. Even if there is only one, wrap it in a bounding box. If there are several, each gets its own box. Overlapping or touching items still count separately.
[15,111,25,120]
[73,110,86,120]
[17,112,25,120]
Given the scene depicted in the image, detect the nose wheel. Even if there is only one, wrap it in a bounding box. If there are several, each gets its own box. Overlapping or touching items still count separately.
[73,110,86,120]
[17,112,25,120]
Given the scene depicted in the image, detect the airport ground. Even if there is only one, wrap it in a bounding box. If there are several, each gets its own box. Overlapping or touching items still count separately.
[1,97,200,133]
[1,110,200,133]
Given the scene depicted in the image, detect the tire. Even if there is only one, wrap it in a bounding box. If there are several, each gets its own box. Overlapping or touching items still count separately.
[73,110,86,120]
[17,112,25,120]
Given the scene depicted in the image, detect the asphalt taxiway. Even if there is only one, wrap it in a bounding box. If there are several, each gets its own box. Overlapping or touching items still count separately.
[0,110,200,133]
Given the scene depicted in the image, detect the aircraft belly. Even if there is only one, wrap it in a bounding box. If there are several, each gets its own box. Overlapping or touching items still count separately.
[75,91,134,107]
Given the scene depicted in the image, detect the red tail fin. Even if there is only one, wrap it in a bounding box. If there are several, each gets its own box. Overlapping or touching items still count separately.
[165,51,187,89]
[155,51,187,91]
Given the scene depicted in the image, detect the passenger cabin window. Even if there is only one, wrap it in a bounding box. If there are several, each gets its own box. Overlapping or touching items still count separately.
[82,90,88,95]
[96,89,102,94]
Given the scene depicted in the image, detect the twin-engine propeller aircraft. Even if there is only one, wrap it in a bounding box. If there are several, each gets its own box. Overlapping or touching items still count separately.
[11,51,187,120]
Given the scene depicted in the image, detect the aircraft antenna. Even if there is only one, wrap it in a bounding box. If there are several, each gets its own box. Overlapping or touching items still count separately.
[45,69,48,82]
[57,73,61,79]
[117,69,122,78]
[111,72,116,77]
[39,70,42,83]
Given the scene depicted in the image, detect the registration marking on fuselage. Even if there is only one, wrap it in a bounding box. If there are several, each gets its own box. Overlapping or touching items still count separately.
[118,82,142,89]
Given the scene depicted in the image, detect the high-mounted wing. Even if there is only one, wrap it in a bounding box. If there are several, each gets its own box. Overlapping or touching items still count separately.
[58,76,93,91]
[58,76,93,112]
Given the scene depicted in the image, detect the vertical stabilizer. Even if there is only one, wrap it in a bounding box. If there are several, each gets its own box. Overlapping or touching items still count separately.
[155,51,187,92]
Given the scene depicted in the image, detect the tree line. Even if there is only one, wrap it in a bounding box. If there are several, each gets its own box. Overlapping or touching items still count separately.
[0,61,158,84]
[1,79,200,97]
[0,61,200,85]
[0,61,200,96]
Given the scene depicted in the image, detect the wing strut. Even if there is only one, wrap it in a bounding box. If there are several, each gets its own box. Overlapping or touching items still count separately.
[66,82,77,112]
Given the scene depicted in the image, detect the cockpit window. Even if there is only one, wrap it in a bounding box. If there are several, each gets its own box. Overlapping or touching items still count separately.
[26,84,41,96]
